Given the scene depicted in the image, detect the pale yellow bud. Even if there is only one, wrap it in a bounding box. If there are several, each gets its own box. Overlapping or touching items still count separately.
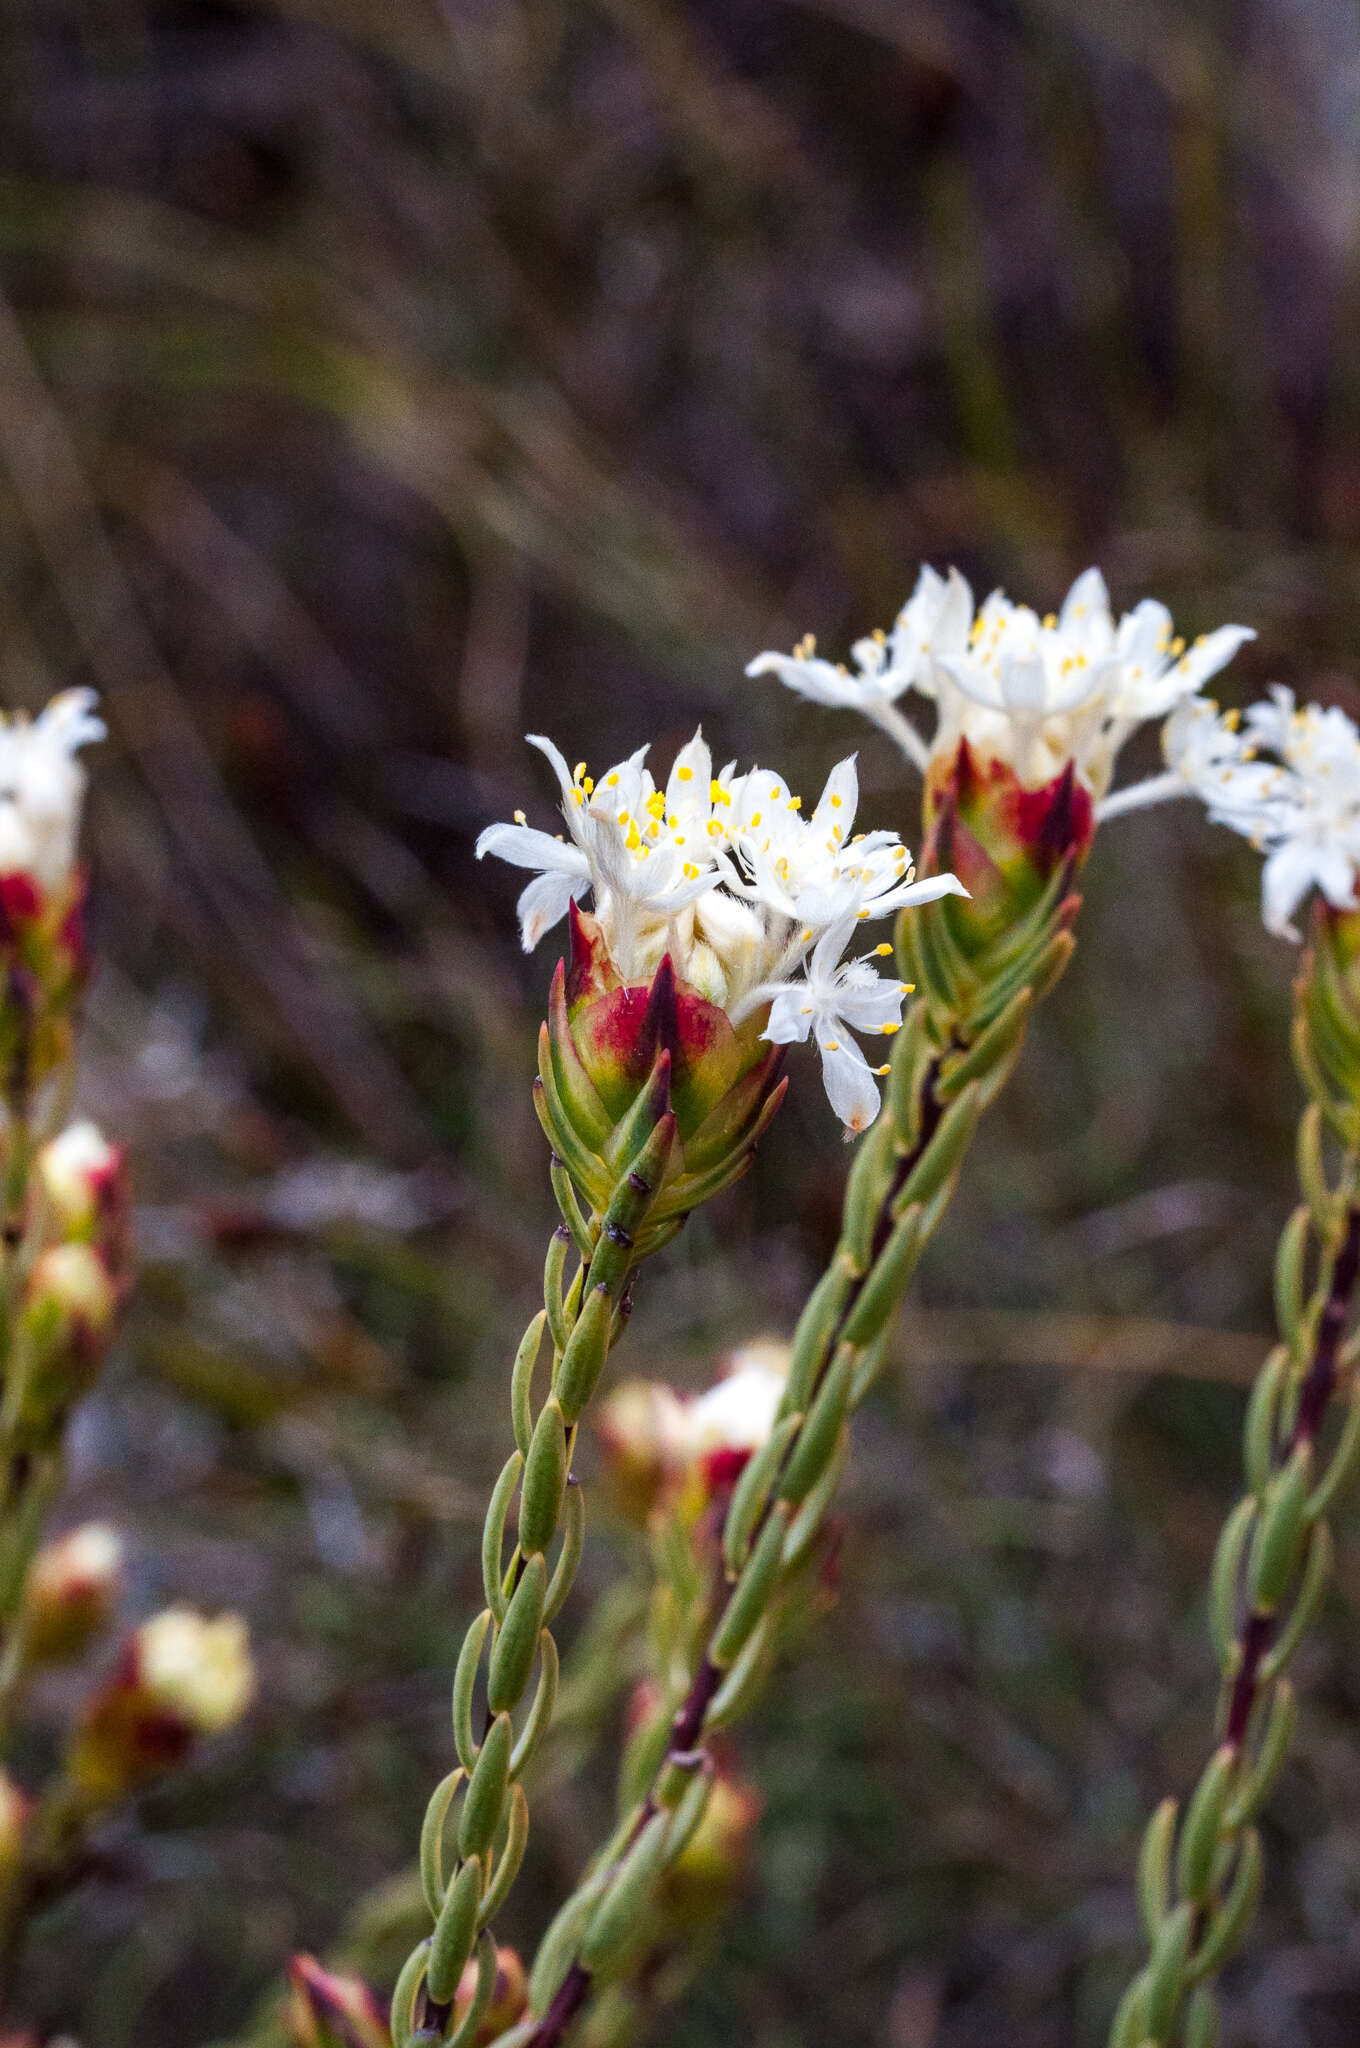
[136,1608,255,1735]
[36,1121,123,1243]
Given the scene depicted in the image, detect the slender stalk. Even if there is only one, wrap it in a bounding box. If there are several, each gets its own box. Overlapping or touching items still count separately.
[1107,910,1360,2048]
[513,866,1079,2047]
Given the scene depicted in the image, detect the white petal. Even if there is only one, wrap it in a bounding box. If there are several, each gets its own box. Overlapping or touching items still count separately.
[1059,567,1111,635]
[762,989,816,1045]
[475,820,589,873]
[1177,626,1256,692]
[820,1040,881,1133]
[516,868,585,950]
[811,754,859,837]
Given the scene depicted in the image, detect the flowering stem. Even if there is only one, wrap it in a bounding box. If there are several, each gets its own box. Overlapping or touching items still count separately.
[513,871,1079,2047]
[1107,914,1360,2048]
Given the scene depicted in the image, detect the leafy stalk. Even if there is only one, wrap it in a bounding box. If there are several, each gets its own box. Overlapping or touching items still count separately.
[1106,908,1360,2048]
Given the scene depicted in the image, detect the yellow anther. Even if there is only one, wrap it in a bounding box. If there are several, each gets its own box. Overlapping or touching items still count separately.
[876,1064,891,1076]
[750,810,762,827]
[880,1021,900,1035]
[646,791,666,819]
[606,770,620,786]
[787,796,802,812]
[513,808,527,825]
[873,626,887,643]
[824,1039,840,1052]
[830,793,843,809]
[625,823,641,851]
[1224,707,1241,731]
[574,761,588,781]
[1170,636,1186,657]
[1042,613,1057,629]
[857,908,871,919]
[571,789,584,806]
[676,765,693,782]
[875,943,893,957]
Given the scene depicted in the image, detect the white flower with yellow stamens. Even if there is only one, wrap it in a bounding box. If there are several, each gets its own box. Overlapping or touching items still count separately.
[757,908,911,1134]
[1170,687,1360,939]
[478,730,962,1127]
[750,566,1254,804]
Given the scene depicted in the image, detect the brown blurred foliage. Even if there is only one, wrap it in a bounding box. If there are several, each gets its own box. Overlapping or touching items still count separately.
[0,1,1359,2043]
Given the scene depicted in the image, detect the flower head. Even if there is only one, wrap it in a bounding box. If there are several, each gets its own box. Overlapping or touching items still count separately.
[480,729,963,1127]
[1170,686,1360,937]
[0,689,104,896]
[751,567,1254,802]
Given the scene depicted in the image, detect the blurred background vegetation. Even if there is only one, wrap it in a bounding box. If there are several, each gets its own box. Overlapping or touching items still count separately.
[1,0,1360,2041]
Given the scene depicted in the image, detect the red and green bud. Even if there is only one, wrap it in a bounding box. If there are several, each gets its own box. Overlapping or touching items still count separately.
[22,1522,123,1663]
[0,869,92,1102]
[535,906,786,1233]
[286,1957,391,2048]
[448,1943,529,2043]
[35,1120,127,1257]
[920,738,1090,955]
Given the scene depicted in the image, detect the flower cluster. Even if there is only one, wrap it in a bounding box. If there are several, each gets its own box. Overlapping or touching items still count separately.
[1165,686,1360,938]
[479,731,965,1129]
[750,566,1254,804]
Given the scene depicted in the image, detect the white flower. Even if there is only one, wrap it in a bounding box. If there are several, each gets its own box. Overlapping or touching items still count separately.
[751,566,1254,801]
[684,1339,790,1461]
[760,909,909,1134]
[0,689,105,893]
[135,1607,255,1734]
[1172,687,1360,938]
[478,729,964,1126]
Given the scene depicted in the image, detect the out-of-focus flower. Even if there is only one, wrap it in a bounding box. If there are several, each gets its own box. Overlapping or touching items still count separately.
[478,729,962,1128]
[0,690,104,898]
[70,1607,254,1798]
[1168,685,1360,937]
[683,1339,790,1491]
[449,1943,528,2044]
[20,1243,120,1390]
[751,566,1253,805]
[596,1379,691,1523]
[0,1770,30,1880]
[35,1121,126,1248]
[286,1956,390,2048]
[22,1523,123,1663]
[663,1768,761,1916]
[598,1340,791,1519]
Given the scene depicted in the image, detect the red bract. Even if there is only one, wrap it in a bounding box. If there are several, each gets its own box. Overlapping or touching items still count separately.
[535,906,787,1231]
[921,738,1090,951]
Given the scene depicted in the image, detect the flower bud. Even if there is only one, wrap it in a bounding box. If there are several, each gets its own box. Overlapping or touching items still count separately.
[22,1522,123,1663]
[921,738,1090,950]
[35,1121,127,1253]
[663,1770,760,1914]
[286,1956,390,2048]
[538,907,786,1232]
[450,1943,528,2043]
[69,1606,254,1799]
[18,1243,120,1414]
[596,1379,690,1524]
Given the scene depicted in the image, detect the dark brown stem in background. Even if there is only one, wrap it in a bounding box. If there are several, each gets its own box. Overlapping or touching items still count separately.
[1223,1204,1360,1753]
[524,1055,949,2048]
